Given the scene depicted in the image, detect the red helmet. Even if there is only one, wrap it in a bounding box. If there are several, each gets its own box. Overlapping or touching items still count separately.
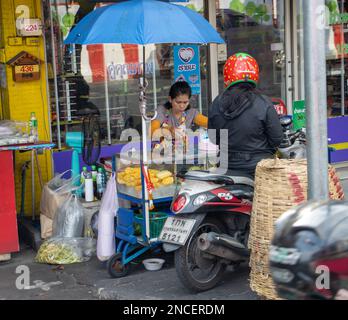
[223,53,259,89]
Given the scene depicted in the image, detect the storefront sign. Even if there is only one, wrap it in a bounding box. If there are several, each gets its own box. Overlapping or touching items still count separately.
[107,62,153,80]
[14,64,39,74]
[8,37,23,46]
[26,37,40,46]
[329,12,348,25]
[6,51,41,82]
[217,44,227,62]
[16,19,42,37]
[293,100,306,131]
[174,45,201,95]
[272,98,287,116]
[271,42,283,52]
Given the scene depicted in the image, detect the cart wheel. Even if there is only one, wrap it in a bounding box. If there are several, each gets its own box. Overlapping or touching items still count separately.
[107,253,130,278]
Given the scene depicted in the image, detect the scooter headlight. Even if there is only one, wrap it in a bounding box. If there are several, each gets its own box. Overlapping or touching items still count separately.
[193,194,207,206]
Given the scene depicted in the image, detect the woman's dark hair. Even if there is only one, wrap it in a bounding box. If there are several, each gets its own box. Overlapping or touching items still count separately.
[164,81,192,110]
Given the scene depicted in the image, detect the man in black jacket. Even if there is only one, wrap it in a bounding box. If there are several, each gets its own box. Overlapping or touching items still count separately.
[208,53,283,178]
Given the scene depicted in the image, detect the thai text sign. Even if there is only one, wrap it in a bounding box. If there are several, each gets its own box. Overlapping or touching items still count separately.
[174,45,201,95]
[293,100,306,131]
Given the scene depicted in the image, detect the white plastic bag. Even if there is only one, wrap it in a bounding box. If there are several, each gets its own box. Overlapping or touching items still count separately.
[0,120,28,136]
[0,120,16,136]
[97,173,118,261]
[48,169,81,194]
[52,194,84,238]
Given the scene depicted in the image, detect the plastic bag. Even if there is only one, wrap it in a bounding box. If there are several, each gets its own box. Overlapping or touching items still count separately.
[52,194,84,238]
[97,172,118,261]
[35,237,96,265]
[0,120,16,136]
[0,120,32,145]
[0,120,28,136]
[48,169,81,194]
[90,211,118,239]
[41,170,83,222]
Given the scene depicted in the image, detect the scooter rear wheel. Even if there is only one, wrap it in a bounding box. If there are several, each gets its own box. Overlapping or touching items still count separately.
[174,217,227,292]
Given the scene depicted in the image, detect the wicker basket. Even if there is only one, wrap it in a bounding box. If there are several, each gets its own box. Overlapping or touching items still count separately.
[248,158,345,300]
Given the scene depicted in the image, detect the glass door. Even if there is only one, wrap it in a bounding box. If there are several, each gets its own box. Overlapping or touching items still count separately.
[43,0,211,148]
[294,0,348,117]
[215,0,290,109]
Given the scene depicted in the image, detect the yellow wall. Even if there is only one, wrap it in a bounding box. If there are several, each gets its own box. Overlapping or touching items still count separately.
[0,0,52,217]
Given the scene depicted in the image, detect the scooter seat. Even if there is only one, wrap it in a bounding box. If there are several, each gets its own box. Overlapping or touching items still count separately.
[183,170,254,188]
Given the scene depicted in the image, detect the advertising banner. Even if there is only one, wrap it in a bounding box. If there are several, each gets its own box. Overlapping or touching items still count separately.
[293,100,306,131]
[174,45,201,95]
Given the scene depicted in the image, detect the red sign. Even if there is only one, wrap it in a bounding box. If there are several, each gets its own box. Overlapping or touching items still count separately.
[272,98,287,116]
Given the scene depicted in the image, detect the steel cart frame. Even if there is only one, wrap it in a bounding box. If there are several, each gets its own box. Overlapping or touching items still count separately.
[106,81,174,278]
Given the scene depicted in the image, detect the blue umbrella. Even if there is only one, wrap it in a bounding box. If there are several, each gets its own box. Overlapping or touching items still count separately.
[64,0,224,45]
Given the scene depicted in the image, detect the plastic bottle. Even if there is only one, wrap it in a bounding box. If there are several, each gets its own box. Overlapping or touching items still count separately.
[91,165,98,197]
[80,166,88,198]
[96,168,106,200]
[80,166,88,182]
[29,112,38,142]
[85,172,94,202]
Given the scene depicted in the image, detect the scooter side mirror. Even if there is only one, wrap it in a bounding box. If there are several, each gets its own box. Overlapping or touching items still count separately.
[280,116,292,127]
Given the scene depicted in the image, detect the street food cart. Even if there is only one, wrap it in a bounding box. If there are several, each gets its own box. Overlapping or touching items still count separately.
[63,0,224,276]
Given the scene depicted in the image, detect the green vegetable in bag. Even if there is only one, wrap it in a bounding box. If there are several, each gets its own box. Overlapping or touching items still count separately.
[35,238,96,265]
[36,242,82,264]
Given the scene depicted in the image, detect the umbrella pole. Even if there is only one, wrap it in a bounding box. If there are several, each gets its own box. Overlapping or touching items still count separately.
[104,49,112,145]
[152,47,158,114]
[142,117,151,242]
[141,45,151,241]
[143,45,146,94]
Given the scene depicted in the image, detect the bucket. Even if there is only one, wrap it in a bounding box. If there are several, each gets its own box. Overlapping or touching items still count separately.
[134,212,168,238]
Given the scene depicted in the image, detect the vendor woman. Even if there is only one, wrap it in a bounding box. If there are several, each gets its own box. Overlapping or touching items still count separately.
[151,81,208,139]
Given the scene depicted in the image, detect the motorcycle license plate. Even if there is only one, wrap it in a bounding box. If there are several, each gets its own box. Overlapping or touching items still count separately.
[159,217,196,246]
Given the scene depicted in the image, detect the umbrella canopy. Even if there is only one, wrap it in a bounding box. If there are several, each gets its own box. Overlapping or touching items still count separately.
[64,0,224,45]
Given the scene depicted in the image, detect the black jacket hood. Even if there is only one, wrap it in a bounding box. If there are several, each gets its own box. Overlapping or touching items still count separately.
[219,83,257,120]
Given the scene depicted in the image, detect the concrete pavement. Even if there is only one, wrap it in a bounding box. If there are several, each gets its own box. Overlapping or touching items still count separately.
[1,166,346,301]
[0,243,258,300]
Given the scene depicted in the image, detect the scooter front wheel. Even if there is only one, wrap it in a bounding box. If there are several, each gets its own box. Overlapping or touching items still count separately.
[174,217,227,292]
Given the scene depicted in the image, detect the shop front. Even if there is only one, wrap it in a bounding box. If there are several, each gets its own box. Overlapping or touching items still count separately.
[293,0,348,164]
[2,0,348,295]
[0,0,53,224]
[2,0,348,220]
[43,0,292,173]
